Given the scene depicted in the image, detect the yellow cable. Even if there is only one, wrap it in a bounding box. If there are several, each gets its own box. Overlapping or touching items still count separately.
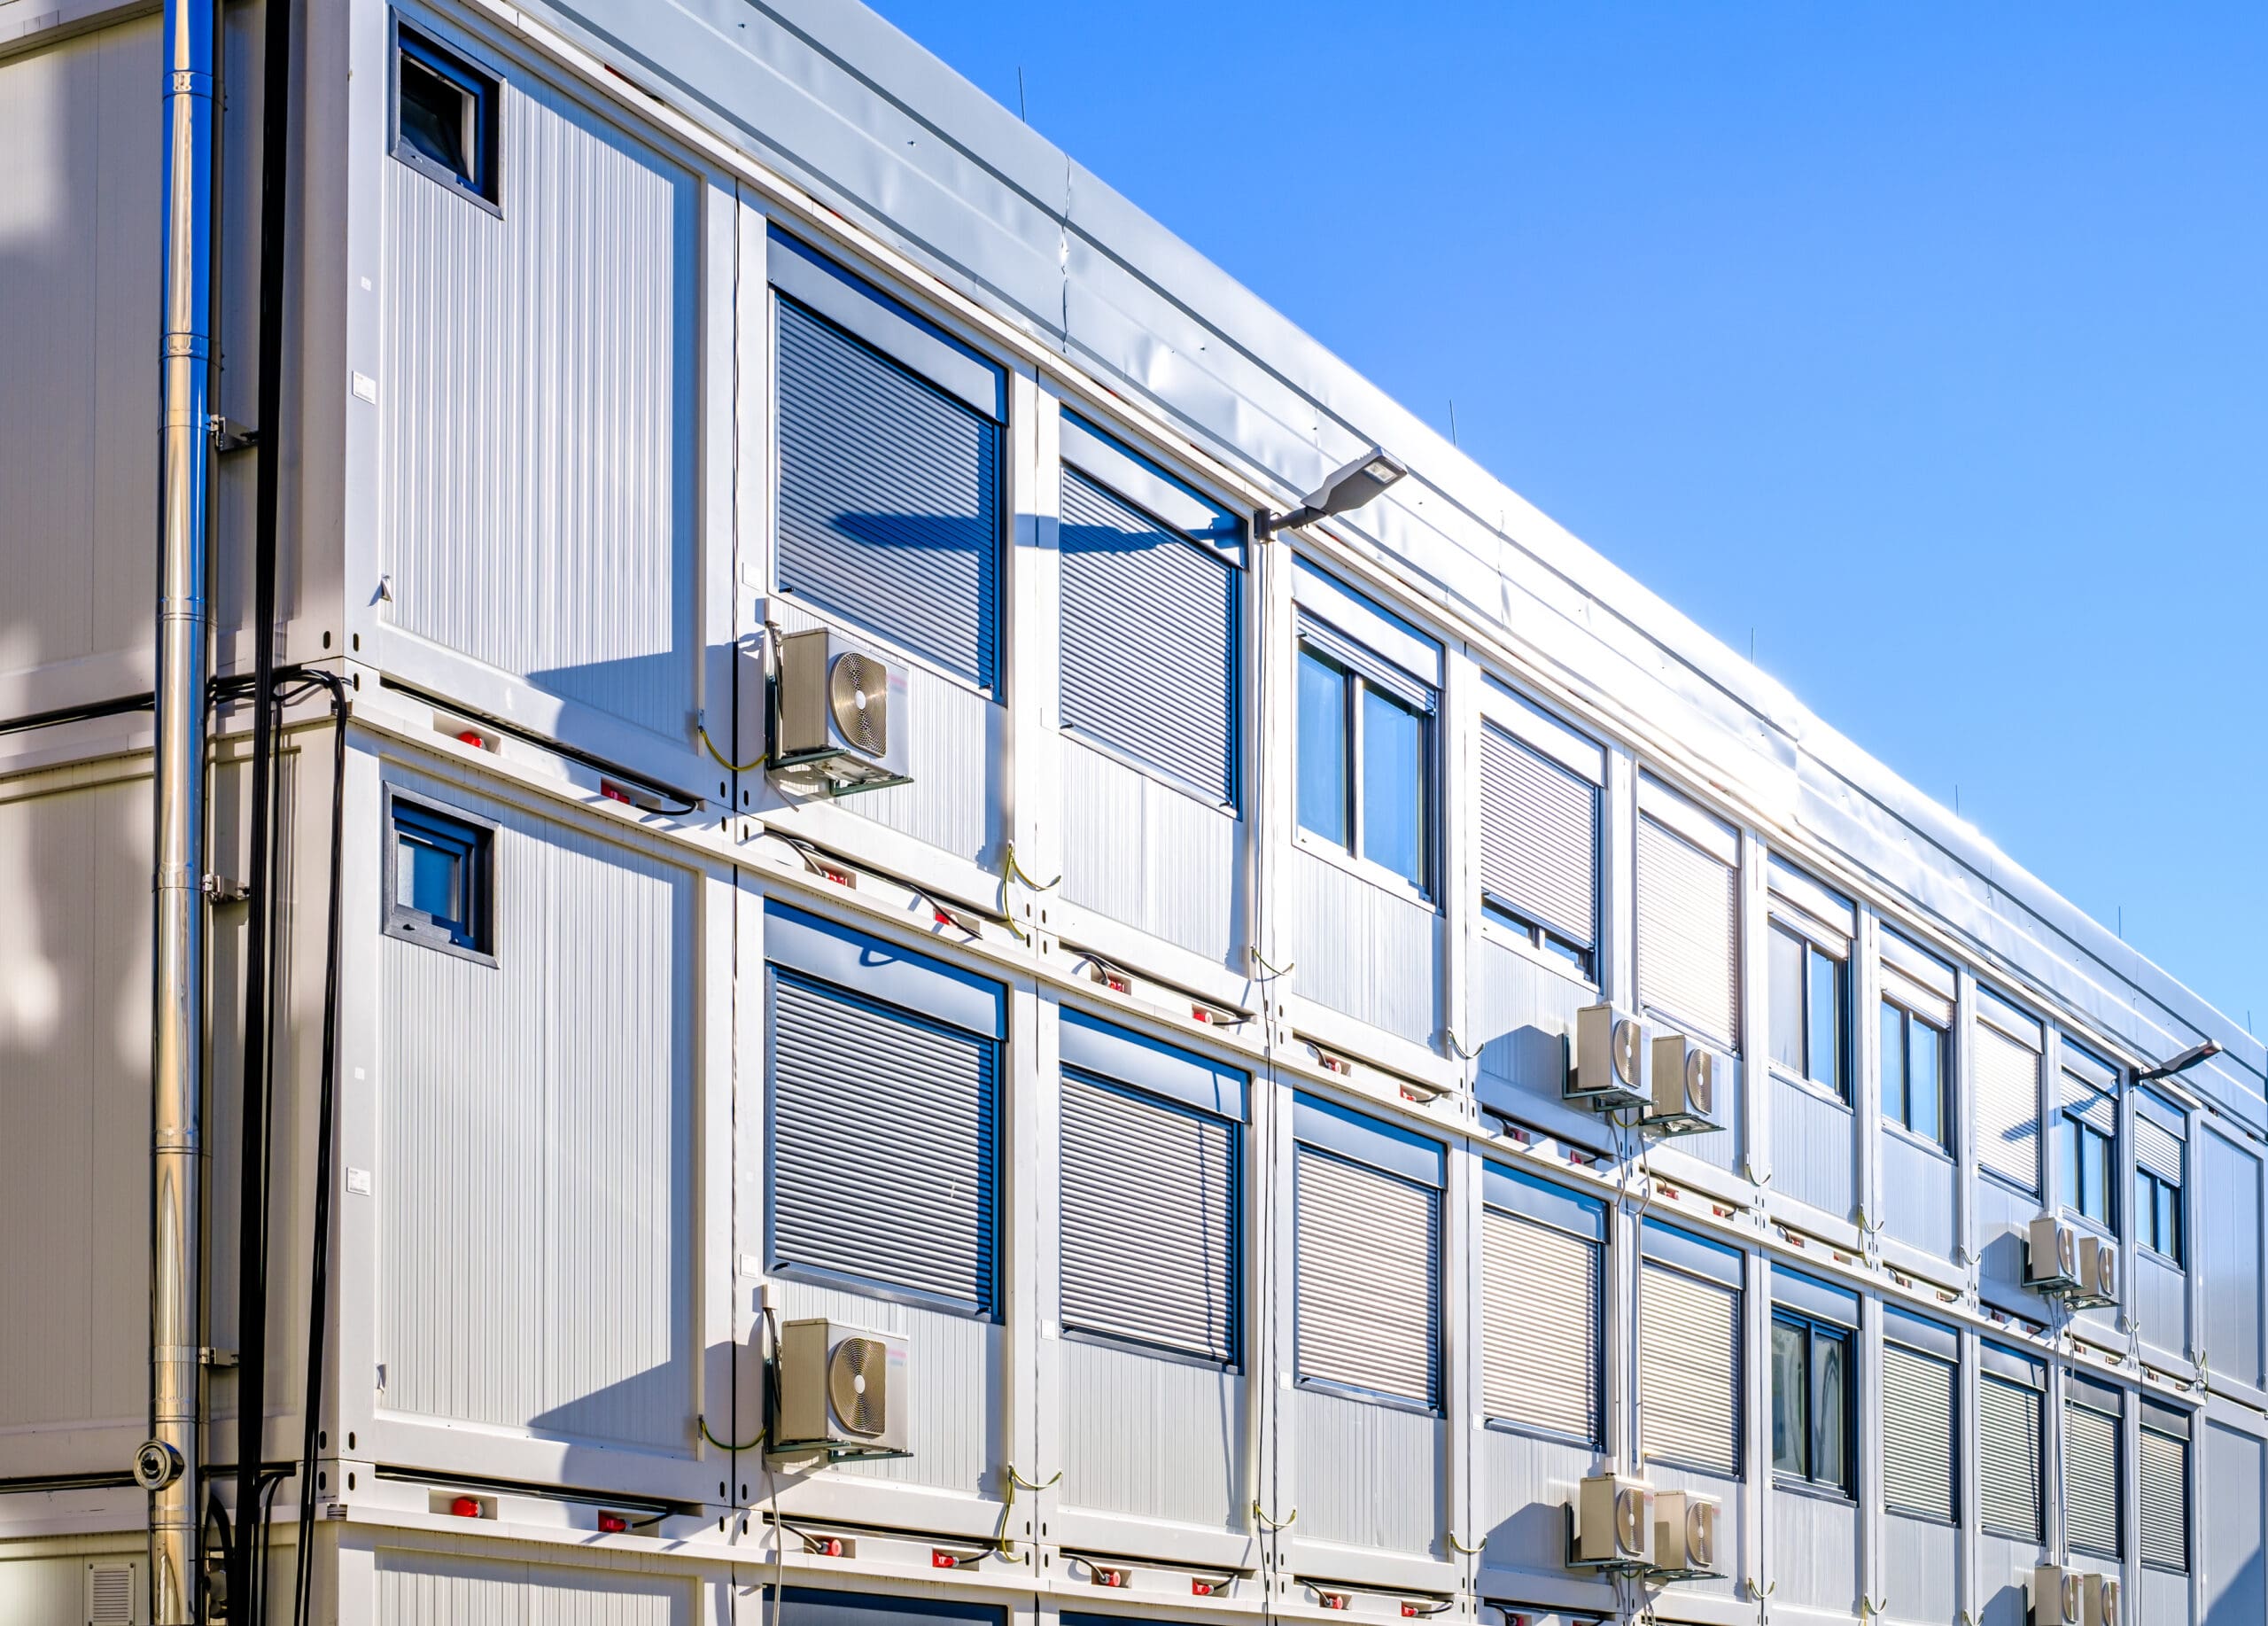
[698,1413,763,1452]
[698,720,765,773]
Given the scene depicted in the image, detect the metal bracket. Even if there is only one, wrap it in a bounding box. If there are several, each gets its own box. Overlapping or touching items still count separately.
[202,874,251,904]
[209,416,259,454]
[200,1346,238,1368]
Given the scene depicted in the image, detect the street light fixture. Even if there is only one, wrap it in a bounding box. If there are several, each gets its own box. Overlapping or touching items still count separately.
[1256,446,1407,537]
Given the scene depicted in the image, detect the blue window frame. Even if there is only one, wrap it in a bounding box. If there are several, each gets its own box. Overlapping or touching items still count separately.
[1771,1308,1853,1494]
[1882,999,1947,1148]
[391,22,501,208]
[383,791,495,963]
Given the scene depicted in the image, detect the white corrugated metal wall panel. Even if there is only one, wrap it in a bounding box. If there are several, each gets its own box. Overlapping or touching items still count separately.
[2201,1127,2265,1389]
[1881,1343,1956,1521]
[1294,1385,1443,1554]
[380,790,695,1449]
[1480,1207,1597,1439]
[1771,1488,1858,1612]
[1294,1147,1439,1406]
[1060,737,1238,963]
[1060,1334,1239,1527]
[1640,1263,1742,1475]
[1478,725,1596,946]
[373,1546,686,1624]
[0,17,161,697]
[2141,1425,2189,1571]
[1286,845,1437,1043]
[1881,1131,1957,1259]
[1974,1022,2042,1192]
[1978,1374,2044,1540]
[382,67,700,743]
[1770,1072,1854,1219]
[0,776,153,1436]
[1475,1428,1596,1569]
[1060,1072,1237,1360]
[1472,935,1598,1125]
[2065,1399,2121,1556]
[1883,1513,1960,1626]
[1636,813,1739,1047]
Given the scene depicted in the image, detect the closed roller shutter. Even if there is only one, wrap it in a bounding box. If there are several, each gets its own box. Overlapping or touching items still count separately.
[1479,724,1597,949]
[769,970,998,1310]
[1637,813,1739,1046]
[1881,963,1955,1031]
[1974,1023,2042,1192]
[776,297,1003,688]
[1295,1147,1439,1406]
[1882,1343,1957,1521]
[1481,1206,1600,1440]
[2135,1116,2184,1185]
[2065,1400,2120,1557]
[1059,469,1239,805]
[1641,1262,1742,1474]
[2140,1425,2188,1571]
[2063,1074,2117,1136]
[1978,1373,2044,1540]
[1060,1071,1239,1361]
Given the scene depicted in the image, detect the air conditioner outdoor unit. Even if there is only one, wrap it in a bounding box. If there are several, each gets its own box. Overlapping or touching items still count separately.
[769,628,912,796]
[1640,1032,1718,1138]
[2081,1573,2122,1626]
[770,1319,912,1460]
[2030,1564,2083,1626]
[1566,1473,1653,1572]
[1648,1490,1723,1580]
[2025,1217,2083,1295]
[2069,1234,2119,1311]
[1566,1005,1650,1113]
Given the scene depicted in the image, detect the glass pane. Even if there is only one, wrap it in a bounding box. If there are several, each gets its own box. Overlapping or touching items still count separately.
[1880,1003,1907,1127]
[1816,1331,1849,1489]
[2137,1170,2156,1249]
[1768,929,1806,1075]
[1770,1319,1808,1478]
[1296,650,1348,849]
[400,834,463,923]
[1808,945,1845,1093]
[1360,684,1425,886]
[2060,1117,2081,1216]
[2086,1129,2116,1227]
[1910,1021,1944,1147]
[400,56,473,181]
[2162,1181,2181,1262]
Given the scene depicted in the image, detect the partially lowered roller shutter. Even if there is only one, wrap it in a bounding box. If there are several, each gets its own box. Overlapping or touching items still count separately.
[1478,722,1597,950]
[2135,1113,2185,1185]
[1640,1226,1743,1475]
[2065,1391,2121,1558]
[1294,1098,1441,1408]
[1058,428,1241,805]
[773,243,1006,689]
[1480,1165,1604,1442]
[2140,1414,2189,1571]
[1974,1018,2042,1192]
[1881,1342,1957,1521]
[1636,787,1740,1047]
[768,967,1001,1311]
[1059,1065,1240,1363]
[1978,1369,2045,1540]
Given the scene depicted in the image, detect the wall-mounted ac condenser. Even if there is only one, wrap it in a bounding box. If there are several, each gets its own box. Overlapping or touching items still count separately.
[2070,1233,2118,1311]
[1649,1490,1723,1579]
[2031,1565,2083,1626]
[1640,1032,1718,1137]
[1566,1473,1653,1572]
[2025,1217,2083,1295]
[769,628,912,796]
[1566,1005,1650,1113]
[2081,1573,2121,1626]
[771,1318,912,1459]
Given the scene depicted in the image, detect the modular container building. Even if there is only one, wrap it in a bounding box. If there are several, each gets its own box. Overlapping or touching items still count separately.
[1,1,2264,1624]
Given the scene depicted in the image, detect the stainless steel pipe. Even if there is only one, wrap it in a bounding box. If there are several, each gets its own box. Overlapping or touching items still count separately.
[148,0,220,1616]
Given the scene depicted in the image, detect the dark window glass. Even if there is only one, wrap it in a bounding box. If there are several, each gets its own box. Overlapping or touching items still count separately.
[1772,1309,1853,1494]
[1361,684,1425,886]
[1807,945,1845,1094]
[1296,650,1348,848]
[1881,1002,1907,1126]
[1771,925,1848,1098]
[393,28,498,202]
[1816,1330,1849,1488]
[2138,1169,2184,1263]
[1294,629,1434,895]
[385,798,493,959]
[2064,1113,2117,1230]
[1771,1318,1808,1478]
[1909,1019,1944,1146]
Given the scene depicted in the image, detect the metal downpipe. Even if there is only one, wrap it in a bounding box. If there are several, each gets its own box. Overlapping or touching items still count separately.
[147,0,220,1617]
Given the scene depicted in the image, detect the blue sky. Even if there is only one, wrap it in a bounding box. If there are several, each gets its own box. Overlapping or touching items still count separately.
[870,1,2268,1033]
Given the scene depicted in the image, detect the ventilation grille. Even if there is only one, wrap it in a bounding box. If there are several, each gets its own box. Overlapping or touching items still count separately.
[88,1561,135,1625]
[829,1335,889,1435]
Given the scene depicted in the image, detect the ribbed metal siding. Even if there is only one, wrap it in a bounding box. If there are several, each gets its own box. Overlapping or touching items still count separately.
[1975,1023,2042,1191]
[769,971,998,1310]
[1637,813,1739,1046]
[1882,1343,1956,1521]
[1295,1148,1439,1407]
[2136,1115,2185,1185]
[2140,1426,2189,1570]
[2066,1400,2121,1557]
[1059,469,1238,805]
[1481,1207,1598,1440]
[1479,724,1596,947]
[776,297,1002,687]
[1978,1373,2044,1539]
[1641,1263,1742,1474]
[1060,1072,1238,1361]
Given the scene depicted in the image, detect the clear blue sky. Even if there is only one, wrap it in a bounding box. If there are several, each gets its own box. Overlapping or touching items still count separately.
[871,0,2268,1034]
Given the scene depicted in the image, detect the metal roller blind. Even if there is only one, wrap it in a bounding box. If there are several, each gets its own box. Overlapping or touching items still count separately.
[1295,1146,1440,1407]
[776,297,1003,687]
[1882,1343,1957,1521]
[769,970,998,1309]
[2135,1116,2185,1185]
[1481,1206,1599,1440]
[1978,1374,2044,1540]
[1881,963,1954,1031]
[1479,724,1597,948]
[1641,1262,1742,1474]
[1060,1072,1239,1362]
[2065,1401,2120,1557]
[1974,1023,2042,1192]
[2140,1426,2188,1570]
[2063,1076,2117,1135]
[1059,469,1239,805]
[1637,813,1739,1046]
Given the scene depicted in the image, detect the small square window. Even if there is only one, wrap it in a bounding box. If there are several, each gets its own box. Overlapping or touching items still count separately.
[392,23,501,207]
[384,791,496,964]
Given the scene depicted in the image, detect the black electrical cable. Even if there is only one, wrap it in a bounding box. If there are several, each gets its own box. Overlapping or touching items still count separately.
[232,0,297,1610]
[0,692,154,740]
